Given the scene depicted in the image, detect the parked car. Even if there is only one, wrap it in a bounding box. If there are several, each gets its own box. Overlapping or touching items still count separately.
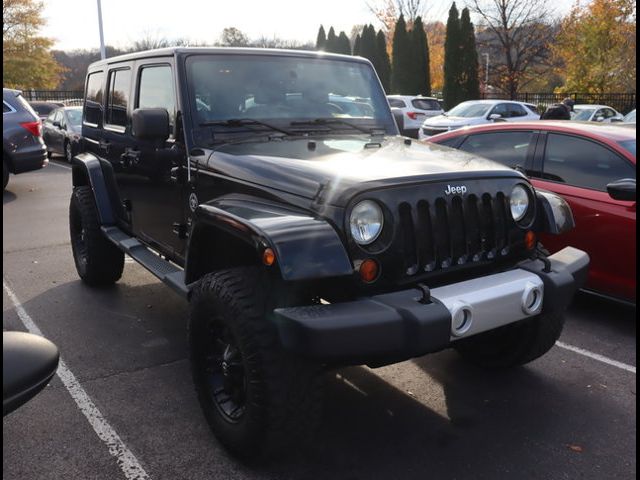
[43,106,83,163]
[28,100,64,122]
[571,104,624,123]
[418,100,540,140]
[622,109,636,124]
[3,88,49,190]
[69,47,587,460]
[427,121,636,303]
[387,95,444,138]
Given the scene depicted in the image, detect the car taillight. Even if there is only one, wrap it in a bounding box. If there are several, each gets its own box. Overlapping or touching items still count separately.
[406,112,419,120]
[20,121,42,137]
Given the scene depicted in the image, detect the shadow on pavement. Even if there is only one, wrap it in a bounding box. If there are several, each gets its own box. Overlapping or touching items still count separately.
[3,189,16,205]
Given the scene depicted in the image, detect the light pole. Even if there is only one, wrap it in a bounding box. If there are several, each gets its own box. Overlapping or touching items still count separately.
[97,0,106,60]
[482,53,490,90]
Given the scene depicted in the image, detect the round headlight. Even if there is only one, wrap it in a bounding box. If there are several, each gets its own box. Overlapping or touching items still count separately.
[510,185,530,222]
[350,200,384,245]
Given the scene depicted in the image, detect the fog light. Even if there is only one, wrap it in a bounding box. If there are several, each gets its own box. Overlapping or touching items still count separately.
[359,259,379,283]
[521,282,543,315]
[450,301,473,337]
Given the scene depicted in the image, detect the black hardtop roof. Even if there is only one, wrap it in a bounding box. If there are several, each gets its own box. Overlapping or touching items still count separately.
[87,47,370,70]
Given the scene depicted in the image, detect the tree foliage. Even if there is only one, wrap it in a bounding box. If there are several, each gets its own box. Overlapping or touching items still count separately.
[3,0,63,89]
[443,2,462,109]
[376,29,392,92]
[408,16,430,95]
[459,8,480,101]
[391,15,412,93]
[336,31,352,55]
[219,27,249,47]
[326,27,338,53]
[316,25,326,50]
[426,21,445,92]
[470,0,556,98]
[553,0,636,93]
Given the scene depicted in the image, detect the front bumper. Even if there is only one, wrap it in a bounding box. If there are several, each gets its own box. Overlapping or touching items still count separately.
[274,247,589,365]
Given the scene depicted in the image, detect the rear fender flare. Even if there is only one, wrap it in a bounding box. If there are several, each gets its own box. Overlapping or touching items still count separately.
[71,153,121,225]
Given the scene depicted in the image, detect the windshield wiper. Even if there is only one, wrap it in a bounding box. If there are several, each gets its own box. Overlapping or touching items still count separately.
[290,118,385,135]
[200,118,295,136]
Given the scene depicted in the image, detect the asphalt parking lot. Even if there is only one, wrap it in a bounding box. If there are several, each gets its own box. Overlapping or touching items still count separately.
[3,160,636,480]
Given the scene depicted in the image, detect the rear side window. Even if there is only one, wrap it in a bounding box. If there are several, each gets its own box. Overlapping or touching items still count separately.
[106,68,131,129]
[507,103,528,118]
[84,71,104,125]
[388,98,406,108]
[138,65,176,132]
[543,133,636,190]
[412,99,440,110]
[459,131,535,168]
[3,102,13,113]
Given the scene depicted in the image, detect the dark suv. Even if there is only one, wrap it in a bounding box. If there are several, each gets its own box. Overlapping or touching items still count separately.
[70,48,589,460]
[3,88,49,190]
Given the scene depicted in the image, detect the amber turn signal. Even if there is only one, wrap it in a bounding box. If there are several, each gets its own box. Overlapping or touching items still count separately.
[359,259,380,283]
[525,231,536,250]
[262,248,276,266]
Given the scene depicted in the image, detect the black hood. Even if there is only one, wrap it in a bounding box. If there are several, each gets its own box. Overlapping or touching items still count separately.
[203,136,523,207]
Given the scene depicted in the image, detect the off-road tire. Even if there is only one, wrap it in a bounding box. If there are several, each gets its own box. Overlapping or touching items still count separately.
[69,186,124,286]
[189,267,323,461]
[454,310,565,369]
[3,159,8,190]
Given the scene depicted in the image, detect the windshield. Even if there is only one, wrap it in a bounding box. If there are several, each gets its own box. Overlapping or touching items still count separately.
[186,54,395,141]
[446,102,491,118]
[618,139,636,157]
[572,108,595,121]
[66,109,82,126]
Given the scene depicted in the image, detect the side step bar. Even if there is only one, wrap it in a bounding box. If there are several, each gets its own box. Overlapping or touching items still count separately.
[101,226,189,298]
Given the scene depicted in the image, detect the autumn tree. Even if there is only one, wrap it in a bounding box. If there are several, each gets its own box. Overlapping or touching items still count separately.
[459,8,480,101]
[553,0,636,93]
[426,22,446,92]
[3,0,64,89]
[316,25,327,50]
[469,0,557,98]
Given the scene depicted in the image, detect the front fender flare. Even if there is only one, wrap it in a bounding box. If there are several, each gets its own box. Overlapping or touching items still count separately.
[534,190,575,235]
[187,196,353,282]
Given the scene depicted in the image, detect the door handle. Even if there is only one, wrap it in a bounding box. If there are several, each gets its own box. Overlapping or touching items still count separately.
[98,140,110,153]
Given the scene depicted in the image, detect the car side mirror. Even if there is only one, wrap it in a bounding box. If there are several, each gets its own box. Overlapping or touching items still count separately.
[53,121,61,128]
[595,116,605,122]
[607,178,636,201]
[390,107,405,135]
[132,108,170,142]
[3,331,59,416]
[488,113,502,121]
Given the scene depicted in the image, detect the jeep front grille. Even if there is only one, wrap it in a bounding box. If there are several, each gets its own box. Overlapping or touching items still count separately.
[398,192,515,276]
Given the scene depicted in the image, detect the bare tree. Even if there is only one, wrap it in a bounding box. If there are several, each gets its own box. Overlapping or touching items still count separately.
[219,27,249,47]
[366,0,430,33]
[469,0,558,98]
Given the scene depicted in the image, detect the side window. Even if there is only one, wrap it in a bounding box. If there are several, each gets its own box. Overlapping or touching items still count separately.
[459,131,535,169]
[604,109,616,119]
[508,103,528,118]
[490,103,509,118]
[53,110,63,125]
[106,68,131,129]
[388,98,406,108]
[3,102,12,114]
[543,134,636,191]
[84,71,104,126]
[137,65,176,133]
[46,109,57,123]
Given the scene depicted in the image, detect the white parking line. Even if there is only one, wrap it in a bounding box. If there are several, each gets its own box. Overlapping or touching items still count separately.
[3,280,150,480]
[556,341,636,374]
[47,161,72,170]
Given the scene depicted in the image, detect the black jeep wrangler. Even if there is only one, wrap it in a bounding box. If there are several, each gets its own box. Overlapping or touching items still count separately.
[70,48,588,459]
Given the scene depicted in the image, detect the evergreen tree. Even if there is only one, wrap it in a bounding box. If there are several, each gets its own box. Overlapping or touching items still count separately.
[337,31,352,55]
[376,29,392,92]
[459,8,480,101]
[360,25,378,64]
[353,33,362,56]
[326,27,338,53]
[391,15,412,94]
[410,16,431,96]
[316,25,327,50]
[443,3,462,110]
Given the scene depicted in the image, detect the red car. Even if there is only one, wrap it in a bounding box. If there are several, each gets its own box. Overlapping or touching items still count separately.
[426,121,636,303]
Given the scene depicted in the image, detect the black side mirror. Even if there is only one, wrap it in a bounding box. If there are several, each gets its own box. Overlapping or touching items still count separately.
[3,331,59,416]
[132,108,170,142]
[390,107,405,135]
[53,121,61,128]
[607,178,636,201]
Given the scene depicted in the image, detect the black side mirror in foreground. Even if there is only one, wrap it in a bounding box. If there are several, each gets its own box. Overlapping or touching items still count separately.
[132,108,170,142]
[3,331,59,416]
[607,178,636,201]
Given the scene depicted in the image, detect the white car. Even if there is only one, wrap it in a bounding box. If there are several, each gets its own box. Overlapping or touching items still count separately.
[571,104,624,123]
[623,109,636,124]
[387,95,443,138]
[418,100,540,140]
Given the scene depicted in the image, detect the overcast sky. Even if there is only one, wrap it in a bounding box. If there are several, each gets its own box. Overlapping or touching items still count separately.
[41,0,578,51]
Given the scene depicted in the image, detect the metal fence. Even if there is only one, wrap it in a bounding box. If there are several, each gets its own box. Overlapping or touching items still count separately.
[482,92,636,114]
[20,90,84,106]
